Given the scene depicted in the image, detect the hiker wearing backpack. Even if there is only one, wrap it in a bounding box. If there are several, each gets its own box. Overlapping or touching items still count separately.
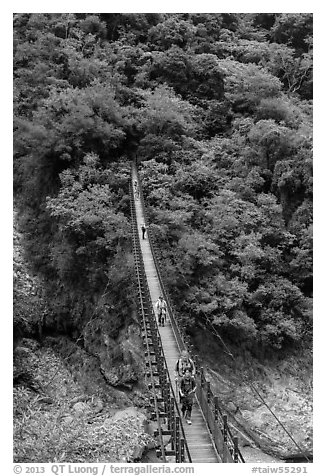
[174,350,196,386]
[179,368,197,425]
[155,296,167,326]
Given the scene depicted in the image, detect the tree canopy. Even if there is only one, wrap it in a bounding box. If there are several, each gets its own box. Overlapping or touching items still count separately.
[14,13,312,354]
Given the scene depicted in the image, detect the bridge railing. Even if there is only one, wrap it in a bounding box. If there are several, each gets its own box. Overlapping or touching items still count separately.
[196,367,244,462]
[130,178,191,463]
[135,163,245,463]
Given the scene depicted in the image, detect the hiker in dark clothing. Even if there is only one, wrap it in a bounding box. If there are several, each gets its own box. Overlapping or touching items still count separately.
[141,224,146,239]
[174,350,196,383]
[179,369,197,424]
[174,350,196,406]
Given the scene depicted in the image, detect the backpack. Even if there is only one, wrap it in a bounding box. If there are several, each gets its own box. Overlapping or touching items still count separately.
[176,357,194,376]
[156,299,166,310]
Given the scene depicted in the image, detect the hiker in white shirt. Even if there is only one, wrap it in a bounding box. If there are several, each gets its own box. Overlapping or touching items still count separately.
[155,296,167,326]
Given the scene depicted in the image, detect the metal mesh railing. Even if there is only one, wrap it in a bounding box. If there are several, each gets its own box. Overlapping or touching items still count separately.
[130,178,191,463]
[134,162,245,463]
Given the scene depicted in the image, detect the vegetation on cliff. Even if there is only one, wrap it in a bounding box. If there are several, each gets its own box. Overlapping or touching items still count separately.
[13,13,313,460]
[14,12,312,353]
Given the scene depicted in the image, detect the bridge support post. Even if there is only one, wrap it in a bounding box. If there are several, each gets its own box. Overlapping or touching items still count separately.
[170,397,175,452]
[194,355,198,374]
[214,396,219,421]
[222,414,228,463]
[167,394,172,431]
[175,415,180,463]
[180,438,185,462]
[206,381,211,405]
[200,367,205,386]
[233,436,239,463]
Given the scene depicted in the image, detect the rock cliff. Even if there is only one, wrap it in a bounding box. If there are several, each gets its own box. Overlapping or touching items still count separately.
[13,209,153,462]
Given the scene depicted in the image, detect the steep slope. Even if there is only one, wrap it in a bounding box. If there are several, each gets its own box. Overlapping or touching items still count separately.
[13,209,155,462]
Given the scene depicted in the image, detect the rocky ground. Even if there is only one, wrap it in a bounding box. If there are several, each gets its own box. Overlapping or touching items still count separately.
[14,336,157,462]
[192,326,313,462]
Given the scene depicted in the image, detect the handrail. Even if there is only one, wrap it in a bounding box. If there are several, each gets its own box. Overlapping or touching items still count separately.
[135,162,245,463]
[130,174,190,463]
[132,165,192,461]
[130,183,167,461]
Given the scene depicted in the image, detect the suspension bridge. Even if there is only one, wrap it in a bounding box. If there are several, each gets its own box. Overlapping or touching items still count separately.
[130,162,244,463]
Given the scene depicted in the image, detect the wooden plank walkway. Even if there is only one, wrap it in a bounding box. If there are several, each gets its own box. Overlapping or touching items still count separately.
[132,168,220,463]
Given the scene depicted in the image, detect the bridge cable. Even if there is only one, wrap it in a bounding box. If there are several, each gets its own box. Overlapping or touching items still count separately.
[175,269,311,463]
[140,196,311,463]
[137,163,310,463]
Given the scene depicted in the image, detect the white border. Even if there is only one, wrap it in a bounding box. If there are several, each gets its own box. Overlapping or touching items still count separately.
[4,4,322,472]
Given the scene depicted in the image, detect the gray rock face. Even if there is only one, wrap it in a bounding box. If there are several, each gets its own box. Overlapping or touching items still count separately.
[72,402,91,415]
[206,360,312,460]
[13,207,146,399]
[103,407,151,461]
[106,406,147,425]
[92,397,104,413]
[226,401,238,413]
[70,395,89,405]
[96,325,145,390]
[13,208,152,463]
[62,416,74,426]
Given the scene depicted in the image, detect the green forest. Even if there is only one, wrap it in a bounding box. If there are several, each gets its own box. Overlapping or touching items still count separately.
[13,12,312,358]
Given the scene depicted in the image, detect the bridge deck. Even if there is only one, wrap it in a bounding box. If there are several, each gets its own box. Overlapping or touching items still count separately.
[132,169,220,463]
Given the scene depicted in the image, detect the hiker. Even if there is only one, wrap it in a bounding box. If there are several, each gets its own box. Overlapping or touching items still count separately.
[179,369,197,425]
[141,224,146,239]
[155,296,167,326]
[175,350,196,384]
[160,307,167,326]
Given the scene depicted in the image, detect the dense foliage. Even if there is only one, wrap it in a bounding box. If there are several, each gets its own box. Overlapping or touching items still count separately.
[13,341,152,462]
[14,13,312,353]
